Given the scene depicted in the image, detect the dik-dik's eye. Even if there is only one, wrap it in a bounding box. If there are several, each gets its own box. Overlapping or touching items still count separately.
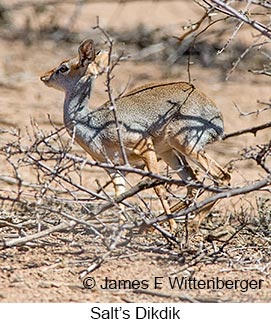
[57,64,69,74]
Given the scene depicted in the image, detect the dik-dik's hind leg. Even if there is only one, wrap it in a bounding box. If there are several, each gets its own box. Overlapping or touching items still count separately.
[168,139,231,232]
[184,149,231,232]
[189,150,231,186]
[159,150,198,214]
[169,135,231,186]
[135,138,177,232]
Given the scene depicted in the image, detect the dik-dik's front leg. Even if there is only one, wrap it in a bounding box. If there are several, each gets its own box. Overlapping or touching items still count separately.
[110,171,127,225]
[135,138,177,232]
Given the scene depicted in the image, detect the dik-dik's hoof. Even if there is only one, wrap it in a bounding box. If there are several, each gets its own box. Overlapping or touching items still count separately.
[222,171,231,186]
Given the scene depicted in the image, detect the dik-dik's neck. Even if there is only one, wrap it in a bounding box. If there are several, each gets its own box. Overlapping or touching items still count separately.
[63,75,94,130]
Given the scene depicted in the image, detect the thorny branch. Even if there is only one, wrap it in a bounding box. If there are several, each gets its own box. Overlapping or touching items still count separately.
[178,0,271,80]
[209,0,271,39]
[94,18,130,166]
[222,121,271,140]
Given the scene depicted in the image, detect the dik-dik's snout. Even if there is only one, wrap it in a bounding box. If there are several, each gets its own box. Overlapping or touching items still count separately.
[40,74,55,89]
[40,72,52,84]
[40,70,65,92]
[40,66,60,86]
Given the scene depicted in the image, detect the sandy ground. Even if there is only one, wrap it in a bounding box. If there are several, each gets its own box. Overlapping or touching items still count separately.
[0,1,270,303]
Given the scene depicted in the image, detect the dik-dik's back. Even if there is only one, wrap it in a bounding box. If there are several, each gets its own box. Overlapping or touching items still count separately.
[104,81,223,149]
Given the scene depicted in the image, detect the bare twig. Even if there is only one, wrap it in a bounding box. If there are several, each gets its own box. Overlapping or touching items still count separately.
[233,101,271,117]
[94,17,129,166]
[222,121,271,140]
[210,0,271,39]
[225,34,264,80]
[249,67,271,77]
[217,20,244,55]
[79,227,127,278]
[131,289,201,303]
[26,153,108,201]
[1,220,75,249]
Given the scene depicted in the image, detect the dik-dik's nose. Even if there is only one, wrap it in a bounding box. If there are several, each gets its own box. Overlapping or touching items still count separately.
[40,74,50,82]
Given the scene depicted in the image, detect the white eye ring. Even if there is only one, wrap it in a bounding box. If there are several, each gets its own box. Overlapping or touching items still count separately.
[57,64,70,74]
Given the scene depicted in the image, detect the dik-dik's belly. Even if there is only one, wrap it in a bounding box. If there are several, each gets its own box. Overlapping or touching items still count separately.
[75,134,145,167]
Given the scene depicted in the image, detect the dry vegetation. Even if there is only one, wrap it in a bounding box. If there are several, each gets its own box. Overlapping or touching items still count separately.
[0,0,270,302]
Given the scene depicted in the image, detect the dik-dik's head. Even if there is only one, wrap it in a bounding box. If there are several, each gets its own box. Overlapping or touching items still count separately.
[40,39,108,92]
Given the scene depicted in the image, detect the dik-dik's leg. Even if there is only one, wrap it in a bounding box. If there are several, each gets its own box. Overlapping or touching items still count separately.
[110,171,126,225]
[186,149,231,232]
[159,150,198,213]
[135,138,177,232]
[111,171,126,197]
[167,139,231,232]
[169,136,231,186]
[189,150,231,186]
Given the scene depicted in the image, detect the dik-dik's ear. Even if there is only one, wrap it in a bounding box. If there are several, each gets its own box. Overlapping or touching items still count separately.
[87,50,109,76]
[78,39,95,67]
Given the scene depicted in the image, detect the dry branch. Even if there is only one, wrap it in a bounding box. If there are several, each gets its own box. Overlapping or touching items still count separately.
[249,67,271,77]
[1,220,75,249]
[222,121,271,140]
[233,101,271,117]
[209,0,271,39]
[146,176,271,227]
[93,20,129,166]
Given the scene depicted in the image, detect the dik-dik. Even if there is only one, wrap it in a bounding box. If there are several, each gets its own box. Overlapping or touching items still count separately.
[40,39,230,232]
